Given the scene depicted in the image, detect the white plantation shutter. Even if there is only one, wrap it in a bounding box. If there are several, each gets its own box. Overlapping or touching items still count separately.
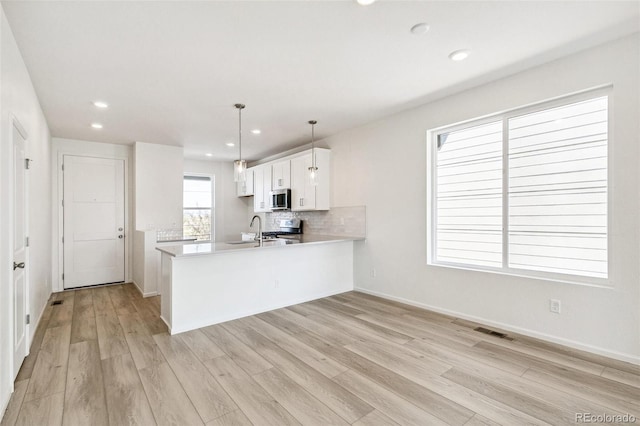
[508,97,608,278]
[431,92,608,281]
[435,121,503,268]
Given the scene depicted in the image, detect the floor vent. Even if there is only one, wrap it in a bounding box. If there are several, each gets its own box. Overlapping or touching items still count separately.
[474,326,514,341]
[51,300,63,306]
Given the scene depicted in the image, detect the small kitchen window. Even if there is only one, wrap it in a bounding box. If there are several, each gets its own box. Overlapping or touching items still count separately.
[427,89,609,284]
[183,175,214,241]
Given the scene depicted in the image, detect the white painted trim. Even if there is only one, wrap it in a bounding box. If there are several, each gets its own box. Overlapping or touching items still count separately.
[248,147,330,169]
[183,172,215,242]
[354,286,640,365]
[55,153,131,292]
[130,280,144,296]
[426,87,613,288]
[130,280,157,298]
[10,115,30,380]
[9,113,27,140]
[27,296,49,357]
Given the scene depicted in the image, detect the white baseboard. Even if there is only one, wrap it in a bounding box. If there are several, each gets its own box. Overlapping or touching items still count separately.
[3,293,52,416]
[131,280,143,296]
[355,287,640,365]
[130,280,157,298]
[27,298,49,356]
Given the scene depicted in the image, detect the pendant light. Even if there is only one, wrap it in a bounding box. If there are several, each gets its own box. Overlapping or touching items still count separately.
[308,120,319,186]
[233,103,247,182]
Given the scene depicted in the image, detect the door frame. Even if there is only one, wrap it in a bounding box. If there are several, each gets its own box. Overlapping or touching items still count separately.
[10,114,30,379]
[55,153,130,292]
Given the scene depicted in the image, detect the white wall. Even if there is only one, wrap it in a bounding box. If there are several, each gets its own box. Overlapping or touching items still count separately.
[0,4,52,414]
[325,34,640,362]
[134,142,183,231]
[184,159,251,241]
[50,138,133,292]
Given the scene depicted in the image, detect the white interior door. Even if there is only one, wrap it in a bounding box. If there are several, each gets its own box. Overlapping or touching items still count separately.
[13,120,28,378]
[63,156,125,289]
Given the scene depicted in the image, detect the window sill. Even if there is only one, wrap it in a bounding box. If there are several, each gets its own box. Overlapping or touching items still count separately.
[427,261,613,289]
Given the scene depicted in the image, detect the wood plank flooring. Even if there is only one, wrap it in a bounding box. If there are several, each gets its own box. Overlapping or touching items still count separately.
[2,284,639,425]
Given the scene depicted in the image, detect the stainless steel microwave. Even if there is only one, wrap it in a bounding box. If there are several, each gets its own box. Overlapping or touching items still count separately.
[269,189,291,210]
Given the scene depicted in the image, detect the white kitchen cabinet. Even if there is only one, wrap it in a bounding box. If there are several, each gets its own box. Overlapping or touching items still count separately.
[236,168,254,197]
[253,165,272,212]
[271,160,291,190]
[291,148,330,211]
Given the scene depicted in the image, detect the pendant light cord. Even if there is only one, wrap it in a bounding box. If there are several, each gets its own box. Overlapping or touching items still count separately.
[309,120,317,168]
[235,103,245,162]
[238,106,242,161]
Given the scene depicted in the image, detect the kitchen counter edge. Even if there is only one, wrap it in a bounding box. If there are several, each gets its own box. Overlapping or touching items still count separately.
[155,235,365,257]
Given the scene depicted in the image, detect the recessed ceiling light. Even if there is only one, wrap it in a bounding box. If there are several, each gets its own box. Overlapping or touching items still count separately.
[91,123,103,129]
[356,0,376,5]
[449,49,470,61]
[226,142,235,147]
[205,153,213,157]
[93,101,108,108]
[251,129,261,135]
[410,23,430,35]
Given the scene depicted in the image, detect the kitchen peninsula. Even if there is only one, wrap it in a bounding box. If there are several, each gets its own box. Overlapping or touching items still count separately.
[157,235,361,334]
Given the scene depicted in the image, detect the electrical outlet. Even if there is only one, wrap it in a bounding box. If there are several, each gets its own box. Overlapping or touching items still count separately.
[371,268,377,278]
[340,217,345,226]
[274,279,279,288]
[549,299,561,314]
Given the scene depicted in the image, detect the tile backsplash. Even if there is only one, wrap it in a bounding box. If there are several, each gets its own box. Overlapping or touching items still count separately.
[266,205,366,238]
[156,228,187,242]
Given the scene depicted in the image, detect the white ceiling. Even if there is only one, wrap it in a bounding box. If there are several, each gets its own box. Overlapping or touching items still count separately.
[2,1,638,161]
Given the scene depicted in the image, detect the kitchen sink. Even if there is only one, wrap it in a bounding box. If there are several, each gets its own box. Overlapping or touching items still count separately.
[226,238,298,247]
[261,239,298,247]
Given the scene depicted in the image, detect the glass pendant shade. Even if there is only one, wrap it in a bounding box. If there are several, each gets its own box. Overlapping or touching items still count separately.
[308,166,319,186]
[234,159,247,182]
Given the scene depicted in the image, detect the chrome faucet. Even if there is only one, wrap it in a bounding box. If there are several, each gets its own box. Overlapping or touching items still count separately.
[250,215,262,246]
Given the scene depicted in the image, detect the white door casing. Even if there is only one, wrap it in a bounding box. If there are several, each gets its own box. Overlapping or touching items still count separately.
[63,156,125,289]
[12,118,29,378]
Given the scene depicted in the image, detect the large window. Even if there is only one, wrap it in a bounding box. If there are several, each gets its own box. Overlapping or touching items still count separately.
[183,175,213,241]
[429,91,608,282]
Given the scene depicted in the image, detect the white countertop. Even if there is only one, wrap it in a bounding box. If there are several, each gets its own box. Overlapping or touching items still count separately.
[156,234,364,257]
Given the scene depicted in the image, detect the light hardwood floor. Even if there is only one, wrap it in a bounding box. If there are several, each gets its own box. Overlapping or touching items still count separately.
[1,284,638,425]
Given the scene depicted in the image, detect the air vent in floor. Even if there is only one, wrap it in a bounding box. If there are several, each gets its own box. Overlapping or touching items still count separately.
[474,326,513,341]
[51,300,63,306]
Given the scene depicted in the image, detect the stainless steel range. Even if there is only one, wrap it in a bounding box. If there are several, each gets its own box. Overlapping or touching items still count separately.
[262,219,303,239]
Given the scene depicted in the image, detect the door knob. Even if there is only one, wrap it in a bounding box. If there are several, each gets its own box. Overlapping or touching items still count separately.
[13,262,25,270]
[118,235,124,239]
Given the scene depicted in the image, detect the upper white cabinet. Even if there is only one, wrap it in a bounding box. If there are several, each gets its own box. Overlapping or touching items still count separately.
[244,148,330,212]
[271,160,291,190]
[236,168,254,197]
[291,148,330,211]
[253,165,272,212]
